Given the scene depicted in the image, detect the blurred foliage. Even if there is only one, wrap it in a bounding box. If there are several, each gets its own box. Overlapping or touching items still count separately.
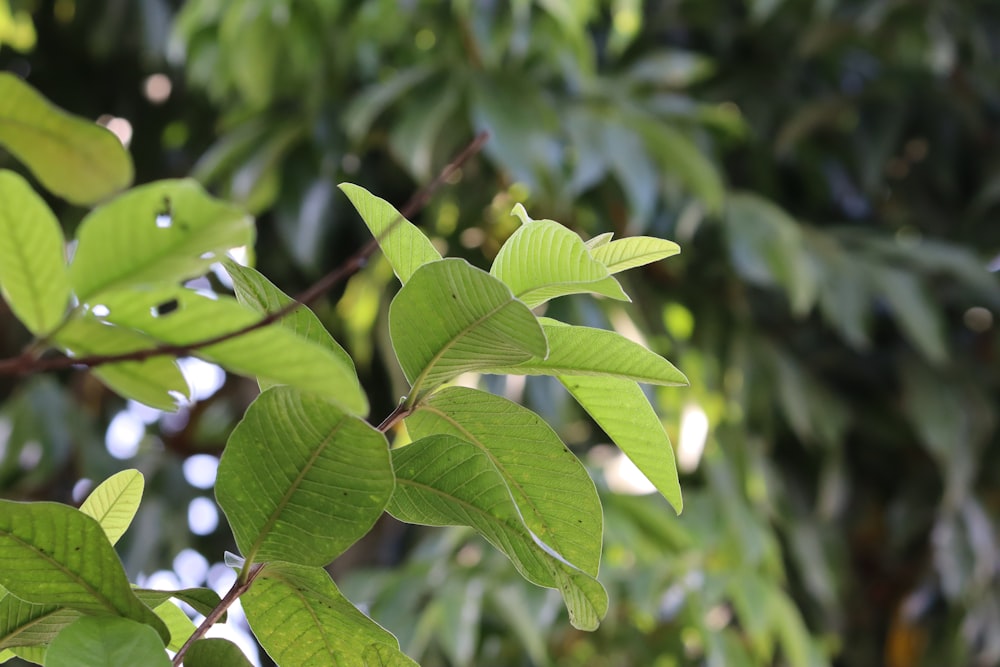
[2,0,1000,666]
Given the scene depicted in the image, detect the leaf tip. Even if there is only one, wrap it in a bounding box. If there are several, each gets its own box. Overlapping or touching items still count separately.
[510,203,532,226]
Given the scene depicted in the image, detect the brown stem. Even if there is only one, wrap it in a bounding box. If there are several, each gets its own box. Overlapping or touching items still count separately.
[0,131,490,377]
[376,400,414,433]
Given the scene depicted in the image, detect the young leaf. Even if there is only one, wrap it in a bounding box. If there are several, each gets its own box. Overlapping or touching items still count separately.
[79,469,143,546]
[0,170,71,335]
[241,562,417,666]
[53,314,190,411]
[560,376,683,513]
[96,286,368,415]
[482,319,688,385]
[491,206,628,308]
[406,387,603,576]
[216,386,394,567]
[0,501,169,643]
[584,232,614,249]
[389,259,547,398]
[591,236,681,274]
[0,595,79,650]
[45,617,170,667]
[0,73,133,205]
[339,182,441,284]
[388,434,608,630]
[69,179,253,301]
[184,638,254,667]
[223,259,359,392]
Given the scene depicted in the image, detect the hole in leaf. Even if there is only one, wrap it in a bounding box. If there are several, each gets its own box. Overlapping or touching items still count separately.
[92,304,110,317]
[156,196,173,228]
[151,299,179,317]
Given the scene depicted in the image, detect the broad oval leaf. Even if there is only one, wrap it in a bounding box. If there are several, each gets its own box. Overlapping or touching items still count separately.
[53,314,190,411]
[0,73,133,205]
[406,387,603,575]
[79,469,143,546]
[491,206,629,308]
[388,434,608,630]
[0,170,71,335]
[184,638,255,667]
[45,617,170,667]
[339,182,441,284]
[560,376,683,513]
[95,286,368,415]
[0,500,169,643]
[216,386,394,567]
[242,562,417,666]
[69,179,254,301]
[0,595,79,650]
[389,258,547,398]
[591,236,681,274]
[483,319,688,385]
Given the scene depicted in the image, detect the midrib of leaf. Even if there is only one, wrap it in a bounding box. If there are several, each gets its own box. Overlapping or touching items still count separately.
[244,420,346,566]
[2,605,72,647]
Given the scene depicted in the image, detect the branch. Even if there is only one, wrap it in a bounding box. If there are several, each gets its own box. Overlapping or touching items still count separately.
[0,131,489,376]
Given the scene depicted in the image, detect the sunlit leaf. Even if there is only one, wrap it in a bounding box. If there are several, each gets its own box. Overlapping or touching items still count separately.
[45,617,170,667]
[0,73,132,204]
[390,259,547,398]
[69,179,253,301]
[216,386,393,567]
[184,638,254,667]
[0,170,70,335]
[79,469,143,546]
[242,562,417,666]
[388,434,608,630]
[491,205,628,308]
[1,645,45,664]
[591,236,681,274]
[0,595,78,650]
[0,501,169,643]
[339,183,441,284]
[406,387,603,575]
[560,376,682,513]
[96,286,368,415]
[150,600,194,652]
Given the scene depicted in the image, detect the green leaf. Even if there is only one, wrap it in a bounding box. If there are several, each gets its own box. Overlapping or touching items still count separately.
[242,562,417,666]
[184,638,254,667]
[2,645,46,664]
[559,376,683,513]
[584,232,614,249]
[150,600,194,652]
[483,319,688,386]
[339,183,441,284]
[491,205,629,308]
[45,617,170,667]
[78,469,143,547]
[69,179,254,301]
[389,259,547,398]
[133,588,224,623]
[632,117,725,214]
[406,387,603,575]
[590,236,681,274]
[216,386,394,567]
[388,434,608,630]
[96,286,368,415]
[0,595,79,650]
[0,73,133,205]
[0,501,169,643]
[343,65,438,140]
[53,314,190,411]
[0,170,71,335]
[869,266,947,364]
[223,259,359,393]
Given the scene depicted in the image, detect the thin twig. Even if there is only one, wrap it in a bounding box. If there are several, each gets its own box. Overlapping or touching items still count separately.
[0,132,489,377]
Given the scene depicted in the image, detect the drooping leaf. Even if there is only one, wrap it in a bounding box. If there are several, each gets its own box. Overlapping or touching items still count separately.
[406,387,603,575]
[45,617,170,667]
[216,386,393,567]
[590,236,681,274]
[560,376,683,513]
[133,588,224,622]
[0,501,169,643]
[490,206,628,308]
[79,469,143,546]
[0,595,78,650]
[242,562,417,666]
[339,182,441,284]
[0,170,71,335]
[53,314,190,411]
[388,434,608,630]
[483,320,688,386]
[184,638,255,667]
[223,259,358,393]
[0,73,132,204]
[69,179,253,301]
[95,286,368,415]
[389,259,547,398]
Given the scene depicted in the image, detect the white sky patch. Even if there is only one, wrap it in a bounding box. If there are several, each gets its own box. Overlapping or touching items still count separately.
[106,410,146,459]
[604,451,657,495]
[178,357,226,402]
[207,562,237,597]
[677,403,710,473]
[205,599,260,666]
[183,454,219,489]
[173,548,210,588]
[145,569,181,591]
[188,497,219,535]
[127,399,162,425]
[71,478,94,504]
